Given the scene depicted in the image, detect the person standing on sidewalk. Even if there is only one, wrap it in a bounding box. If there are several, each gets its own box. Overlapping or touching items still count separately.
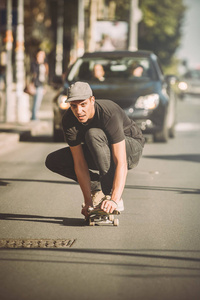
[31,49,49,120]
[45,82,145,217]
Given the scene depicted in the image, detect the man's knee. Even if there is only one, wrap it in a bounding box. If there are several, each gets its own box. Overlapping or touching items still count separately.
[85,128,108,146]
[85,128,99,140]
[45,147,74,175]
[45,153,55,171]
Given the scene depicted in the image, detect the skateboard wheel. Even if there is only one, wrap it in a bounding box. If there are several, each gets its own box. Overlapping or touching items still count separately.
[89,220,95,226]
[113,218,119,226]
[109,215,114,222]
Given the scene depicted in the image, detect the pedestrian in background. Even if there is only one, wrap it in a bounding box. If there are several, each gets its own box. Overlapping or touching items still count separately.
[30,49,49,120]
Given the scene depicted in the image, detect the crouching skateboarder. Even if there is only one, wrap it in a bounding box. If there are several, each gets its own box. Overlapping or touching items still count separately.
[45,81,145,219]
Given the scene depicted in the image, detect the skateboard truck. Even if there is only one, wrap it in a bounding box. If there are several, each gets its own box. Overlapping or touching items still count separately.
[86,207,120,226]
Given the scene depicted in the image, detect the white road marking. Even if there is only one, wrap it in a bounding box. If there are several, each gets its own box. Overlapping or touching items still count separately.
[176,122,200,131]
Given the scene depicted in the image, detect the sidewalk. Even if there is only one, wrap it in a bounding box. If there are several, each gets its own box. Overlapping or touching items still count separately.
[0,85,56,154]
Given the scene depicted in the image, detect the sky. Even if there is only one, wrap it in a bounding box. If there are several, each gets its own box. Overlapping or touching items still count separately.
[176,0,200,70]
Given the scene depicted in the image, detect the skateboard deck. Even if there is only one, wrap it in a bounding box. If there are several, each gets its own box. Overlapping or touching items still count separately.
[86,207,120,226]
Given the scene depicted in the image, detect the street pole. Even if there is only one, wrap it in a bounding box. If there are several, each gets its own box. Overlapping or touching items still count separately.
[88,0,97,53]
[15,0,29,123]
[129,0,142,51]
[55,0,64,76]
[77,0,85,57]
[5,0,14,122]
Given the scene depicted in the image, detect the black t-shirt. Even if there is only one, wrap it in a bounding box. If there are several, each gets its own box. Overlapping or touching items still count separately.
[62,99,145,147]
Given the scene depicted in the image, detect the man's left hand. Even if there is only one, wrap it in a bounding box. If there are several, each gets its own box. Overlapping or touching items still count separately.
[101,199,118,214]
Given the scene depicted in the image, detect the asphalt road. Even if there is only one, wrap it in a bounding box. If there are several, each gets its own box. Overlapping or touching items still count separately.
[0,95,200,300]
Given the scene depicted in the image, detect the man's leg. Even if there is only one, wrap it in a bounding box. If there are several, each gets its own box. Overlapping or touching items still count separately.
[45,146,101,191]
[85,129,143,194]
[45,135,143,207]
[125,137,143,170]
[45,147,77,181]
[85,128,114,195]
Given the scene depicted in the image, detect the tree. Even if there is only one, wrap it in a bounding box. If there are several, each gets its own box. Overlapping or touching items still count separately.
[138,0,186,66]
[24,0,54,58]
[114,0,186,67]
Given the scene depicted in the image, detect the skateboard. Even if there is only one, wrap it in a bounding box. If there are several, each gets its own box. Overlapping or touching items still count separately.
[86,207,120,226]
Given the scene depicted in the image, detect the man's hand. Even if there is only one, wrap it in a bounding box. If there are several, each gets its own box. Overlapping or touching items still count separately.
[81,204,92,218]
[101,199,118,214]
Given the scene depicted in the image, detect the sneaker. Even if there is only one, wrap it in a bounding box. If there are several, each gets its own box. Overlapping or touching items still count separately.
[117,198,124,212]
[91,190,105,207]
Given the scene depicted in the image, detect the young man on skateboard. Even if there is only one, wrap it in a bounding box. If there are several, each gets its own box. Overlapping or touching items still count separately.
[45,81,145,218]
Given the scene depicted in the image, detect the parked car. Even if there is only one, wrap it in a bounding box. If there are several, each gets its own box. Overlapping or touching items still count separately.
[178,69,200,99]
[53,50,177,142]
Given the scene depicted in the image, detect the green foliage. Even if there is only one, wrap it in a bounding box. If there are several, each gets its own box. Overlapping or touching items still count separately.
[114,0,130,20]
[138,0,186,67]
[115,0,186,68]
[24,0,54,57]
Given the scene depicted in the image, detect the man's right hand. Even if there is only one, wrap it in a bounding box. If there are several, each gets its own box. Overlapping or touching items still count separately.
[81,204,92,218]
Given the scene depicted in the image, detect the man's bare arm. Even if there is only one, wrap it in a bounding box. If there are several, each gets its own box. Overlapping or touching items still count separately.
[70,145,93,214]
[111,139,127,202]
[101,139,127,213]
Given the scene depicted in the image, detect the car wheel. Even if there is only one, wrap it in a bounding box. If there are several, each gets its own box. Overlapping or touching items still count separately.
[53,127,65,142]
[179,93,185,100]
[168,91,177,139]
[153,118,169,143]
[169,123,175,138]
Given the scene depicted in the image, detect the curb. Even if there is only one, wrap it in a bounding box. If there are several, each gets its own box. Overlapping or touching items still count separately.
[0,120,52,156]
[0,84,55,155]
[0,132,20,155]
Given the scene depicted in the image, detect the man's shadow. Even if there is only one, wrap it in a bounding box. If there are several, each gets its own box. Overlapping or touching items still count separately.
[0,213,86,227]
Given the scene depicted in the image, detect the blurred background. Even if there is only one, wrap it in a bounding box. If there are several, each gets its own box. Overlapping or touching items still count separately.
[1,4,200,297]
[0,0,199,123]
[177,0,200,70]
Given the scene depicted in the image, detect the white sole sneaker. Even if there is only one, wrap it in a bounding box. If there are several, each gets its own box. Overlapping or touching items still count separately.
[117,198,124,212]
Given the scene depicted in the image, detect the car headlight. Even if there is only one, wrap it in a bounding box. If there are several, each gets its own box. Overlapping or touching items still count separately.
[178,81,188,91]
[57,95,70,110]
[135,94,159,110]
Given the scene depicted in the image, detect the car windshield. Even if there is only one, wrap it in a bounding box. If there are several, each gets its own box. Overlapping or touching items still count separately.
[67,56,156,83]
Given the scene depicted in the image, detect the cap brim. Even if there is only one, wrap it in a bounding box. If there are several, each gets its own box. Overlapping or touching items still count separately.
[67,94,92,102]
